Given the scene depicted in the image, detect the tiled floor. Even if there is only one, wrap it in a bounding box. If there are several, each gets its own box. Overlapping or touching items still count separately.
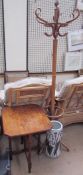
[1,123,83,175]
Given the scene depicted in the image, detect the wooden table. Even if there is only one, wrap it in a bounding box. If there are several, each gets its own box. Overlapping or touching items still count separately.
[2,104,52,173]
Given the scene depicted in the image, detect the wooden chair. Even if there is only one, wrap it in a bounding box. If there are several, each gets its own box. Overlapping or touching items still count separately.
[54,78,83,126]
[2,84,52,173]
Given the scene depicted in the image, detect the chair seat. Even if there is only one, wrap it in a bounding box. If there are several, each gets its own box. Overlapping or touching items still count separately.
[2,104,52,137]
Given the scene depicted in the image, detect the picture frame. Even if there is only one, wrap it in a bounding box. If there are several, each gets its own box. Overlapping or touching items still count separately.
[67,29,83,51]
[77,0,83,11]
[64,52,82,71]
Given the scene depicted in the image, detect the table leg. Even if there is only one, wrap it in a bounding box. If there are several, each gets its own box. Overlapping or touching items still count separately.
[0,117,3,134]
[24,135,32,173]
[37,134,41,155]
[8,137,12,160]
[28,135,32,173]
[21,136,24,144]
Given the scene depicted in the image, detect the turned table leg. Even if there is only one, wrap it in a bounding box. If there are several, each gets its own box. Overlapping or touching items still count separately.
[24,135,32,173]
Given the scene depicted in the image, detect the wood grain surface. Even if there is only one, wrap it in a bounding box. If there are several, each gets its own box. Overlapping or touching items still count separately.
[2,104,52,137]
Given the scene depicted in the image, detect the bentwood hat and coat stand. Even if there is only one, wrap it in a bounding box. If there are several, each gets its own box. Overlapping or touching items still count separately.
[35,1,80,151]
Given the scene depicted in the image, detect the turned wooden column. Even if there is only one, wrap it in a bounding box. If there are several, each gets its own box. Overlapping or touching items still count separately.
[51,39,57,115]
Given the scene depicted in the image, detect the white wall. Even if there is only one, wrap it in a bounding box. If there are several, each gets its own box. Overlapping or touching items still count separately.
[4,0,27,71]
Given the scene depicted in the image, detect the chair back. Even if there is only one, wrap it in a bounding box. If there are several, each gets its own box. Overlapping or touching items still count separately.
[6,84,51,108]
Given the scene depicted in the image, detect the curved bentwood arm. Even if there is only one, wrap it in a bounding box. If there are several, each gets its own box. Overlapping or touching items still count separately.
[35,1,80,39]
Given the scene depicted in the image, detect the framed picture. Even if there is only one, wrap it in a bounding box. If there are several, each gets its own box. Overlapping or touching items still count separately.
[67,29,83,51]
[77,0,83,11]
[64,52,82,71]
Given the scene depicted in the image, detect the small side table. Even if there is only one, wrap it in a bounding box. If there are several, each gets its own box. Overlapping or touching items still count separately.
[2,104,52,173]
